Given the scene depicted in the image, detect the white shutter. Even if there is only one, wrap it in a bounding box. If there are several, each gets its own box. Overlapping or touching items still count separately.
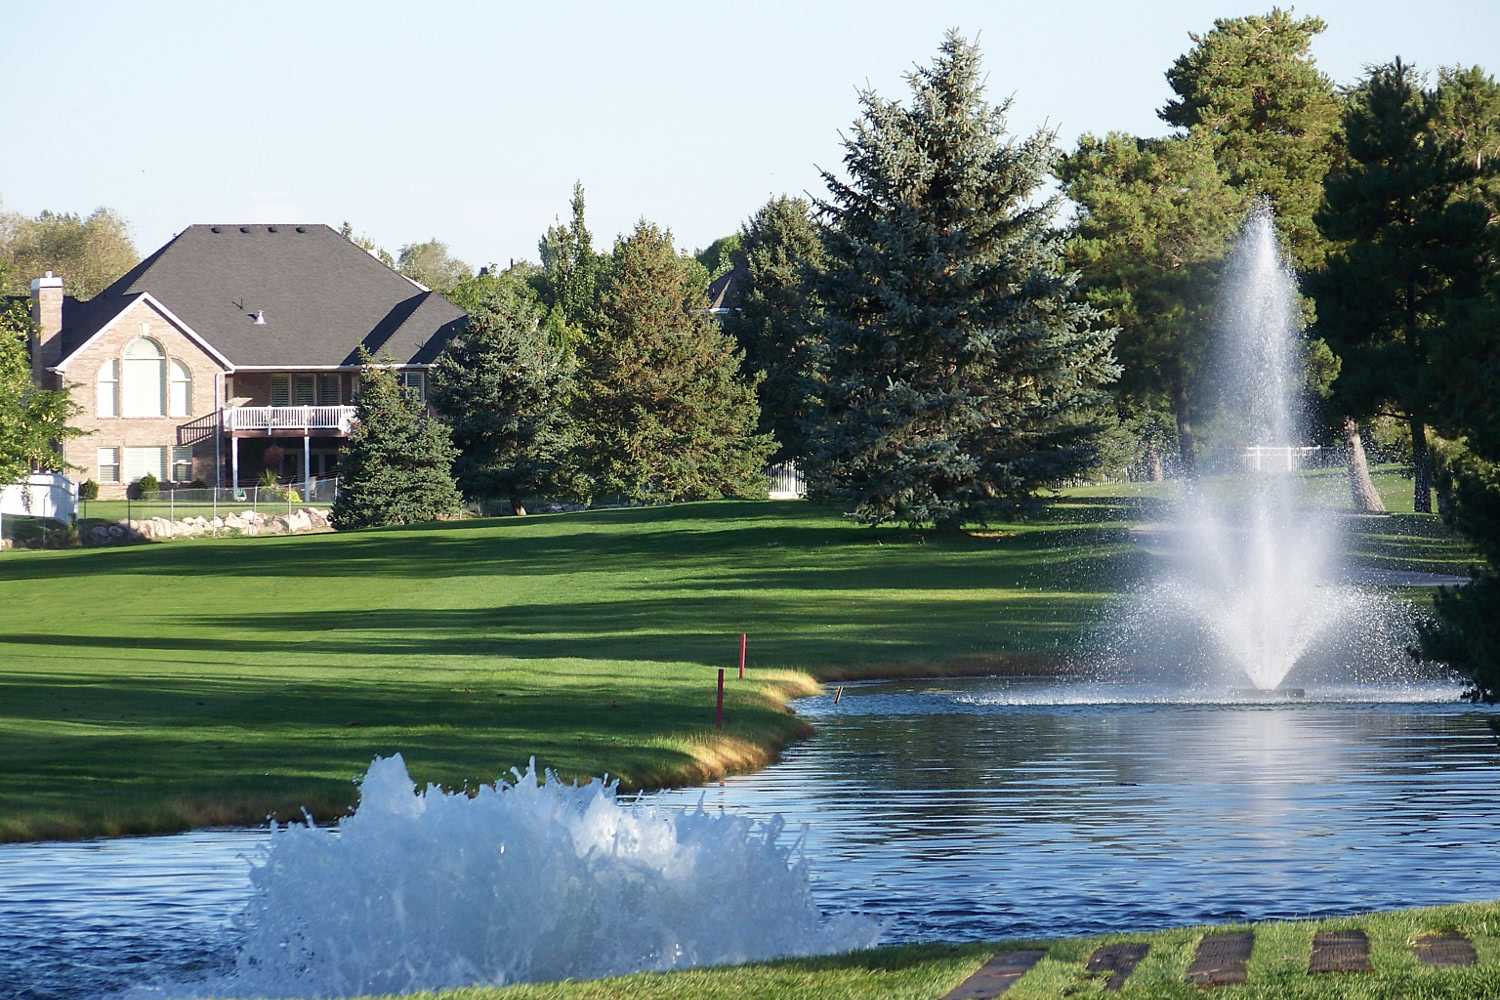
[270,374,291,407]
[294,374,316,405]
[97,448,120,483]
[123,447,167,483]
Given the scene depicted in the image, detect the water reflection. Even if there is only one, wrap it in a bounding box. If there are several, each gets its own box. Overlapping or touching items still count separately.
[1,677,1497,998]
[648,677,1500,940]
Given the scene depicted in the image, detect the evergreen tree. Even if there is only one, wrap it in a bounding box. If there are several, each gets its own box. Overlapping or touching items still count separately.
[722,196,824,462]
[1311,59,1491,514]
[1160,9,1344,271]
[429,280,574,515]
[806,32,1118,530]
[0,274,81,485]
[574,220,774,503]
[1058,132,1248,475]
[331,353,462,529]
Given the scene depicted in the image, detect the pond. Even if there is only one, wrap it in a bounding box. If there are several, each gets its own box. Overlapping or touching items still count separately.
[3,677,1497,999]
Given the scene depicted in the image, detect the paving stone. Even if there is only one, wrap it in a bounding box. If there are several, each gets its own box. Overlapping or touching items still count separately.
[1186,931,1253,986]
[1309,930,1371,975]
[1414,932,1477,969]
[940,950,1047,999]
[1086,942,1150,991]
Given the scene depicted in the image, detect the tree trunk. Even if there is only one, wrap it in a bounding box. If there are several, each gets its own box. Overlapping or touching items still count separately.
[1173,381,1197,477]
[1145,441,1164,483]
[1410,415,1433,514]
[1342,417,1385,513]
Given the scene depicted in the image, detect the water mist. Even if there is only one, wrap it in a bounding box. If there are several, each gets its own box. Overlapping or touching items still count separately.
[1111,205,1417,693]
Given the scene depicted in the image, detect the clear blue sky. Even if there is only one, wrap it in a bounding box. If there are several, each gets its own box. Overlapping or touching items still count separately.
[6,1,1497,269]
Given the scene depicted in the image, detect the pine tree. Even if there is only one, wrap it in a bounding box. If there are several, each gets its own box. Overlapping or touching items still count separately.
[1058,132,1249,475]
[331,353,462,529]
[1160,9,1344,271]
[722,196,824,462]
[574,220,774,503]
[429,280,574,515]
[1311,59,1491,514]
[806,32,1118,530]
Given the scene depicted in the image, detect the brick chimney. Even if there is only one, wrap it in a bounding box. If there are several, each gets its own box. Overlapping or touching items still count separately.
[29,271,64,386]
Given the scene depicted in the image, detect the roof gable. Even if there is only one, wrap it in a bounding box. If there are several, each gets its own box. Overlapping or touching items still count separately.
[57,224,466,369]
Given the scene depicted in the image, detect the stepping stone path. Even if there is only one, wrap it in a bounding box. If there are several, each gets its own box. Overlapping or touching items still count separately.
[1086,942,1150,991]
[1414,932,1477,968]
[940,950,1046,999]
[1309,929,1371,975]
[1186,931,1254,987]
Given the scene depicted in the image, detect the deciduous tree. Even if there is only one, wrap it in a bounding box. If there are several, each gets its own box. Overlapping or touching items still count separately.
[0,206,138,300]
[0,270,81,486]
[722,196,824,462]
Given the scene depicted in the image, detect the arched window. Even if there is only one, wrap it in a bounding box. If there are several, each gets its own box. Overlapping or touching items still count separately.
[169,360,192,417]
[123,337,166,417]
[97,359,119,417]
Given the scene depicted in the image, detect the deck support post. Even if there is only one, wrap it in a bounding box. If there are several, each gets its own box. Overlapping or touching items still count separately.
[231,436,239,498]
[303,430,311,504]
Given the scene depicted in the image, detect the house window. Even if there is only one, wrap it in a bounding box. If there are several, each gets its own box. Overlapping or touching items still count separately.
[270,374,291,407]
[123,338,167,417]
[123,446,168,483]
[402,370,425,402]
[317,374,341,405]
[172,446,194,482]
[294,374,316,406]
[97,359,119,417]
[169,360,193,417]
[224,375,234,404]
[98,447,121,483]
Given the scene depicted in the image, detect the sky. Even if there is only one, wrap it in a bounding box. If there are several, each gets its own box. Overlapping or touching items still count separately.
[6,1,1499,270]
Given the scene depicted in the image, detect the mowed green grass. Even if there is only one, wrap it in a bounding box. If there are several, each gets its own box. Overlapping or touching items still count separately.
[348,901,1500,1000]
[0,498,1145,842]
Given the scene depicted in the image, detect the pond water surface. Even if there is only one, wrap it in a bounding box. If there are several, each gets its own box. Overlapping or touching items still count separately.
[3,677,1498,999]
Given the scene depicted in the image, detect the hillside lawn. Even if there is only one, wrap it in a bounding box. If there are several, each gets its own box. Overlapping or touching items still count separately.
[288,901,1500,999]
[0,485,1479,842]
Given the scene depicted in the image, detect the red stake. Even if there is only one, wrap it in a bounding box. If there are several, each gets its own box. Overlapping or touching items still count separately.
[716,669,725,728]
[739,632,747,679]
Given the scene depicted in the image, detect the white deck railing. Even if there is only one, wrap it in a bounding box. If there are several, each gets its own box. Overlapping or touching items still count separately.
[223,405,357,433]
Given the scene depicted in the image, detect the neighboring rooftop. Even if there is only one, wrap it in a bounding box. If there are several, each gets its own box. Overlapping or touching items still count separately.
[57,224,466,368]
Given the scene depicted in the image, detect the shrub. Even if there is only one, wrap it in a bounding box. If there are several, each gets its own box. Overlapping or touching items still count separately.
[79,480,99,501]
[136,473,160,501]
[190,478,208,490]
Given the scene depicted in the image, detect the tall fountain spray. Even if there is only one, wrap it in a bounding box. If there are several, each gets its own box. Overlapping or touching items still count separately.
[1179,205,1331,690]
[1114,205,1414,693]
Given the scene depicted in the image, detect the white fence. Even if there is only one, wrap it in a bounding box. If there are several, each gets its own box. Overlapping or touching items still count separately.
[767,462,805,500]
[0,473,76,523]
[223,405,357,433]
[1243,445,1322,472]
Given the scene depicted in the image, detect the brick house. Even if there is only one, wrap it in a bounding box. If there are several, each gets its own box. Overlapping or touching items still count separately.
[27,224,465,498]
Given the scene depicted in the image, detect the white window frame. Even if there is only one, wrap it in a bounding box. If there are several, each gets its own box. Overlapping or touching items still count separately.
[270,374,291,407]
[97,359,119,418]
[317,373,341,405]
[98,447,121,483]
[169,360,193,417]
[402,370,425,403]
[123,446,167,484]
[123,337,167,418]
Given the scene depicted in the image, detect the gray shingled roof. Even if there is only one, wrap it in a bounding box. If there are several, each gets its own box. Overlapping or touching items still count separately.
[59,224,466,368]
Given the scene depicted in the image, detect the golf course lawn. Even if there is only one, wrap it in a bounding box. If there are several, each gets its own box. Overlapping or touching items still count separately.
[0,489,1477,842]
[369,901,1500,999]
[0,496,1146,842]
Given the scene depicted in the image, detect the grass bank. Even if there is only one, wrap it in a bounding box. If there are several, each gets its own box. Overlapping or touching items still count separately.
[0,497,1144,841]
[321,901,1500,999]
